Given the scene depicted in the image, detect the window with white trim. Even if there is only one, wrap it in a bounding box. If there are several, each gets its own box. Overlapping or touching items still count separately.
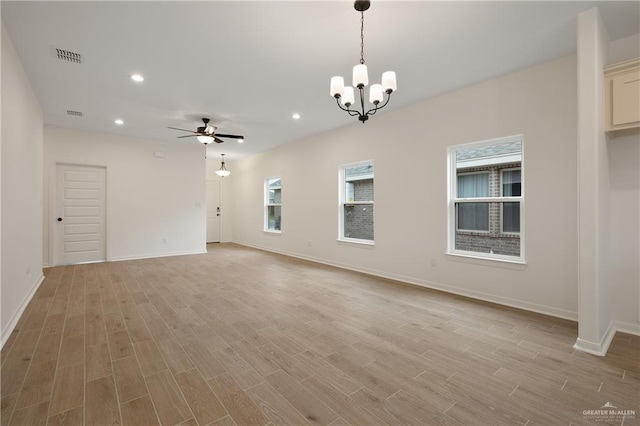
[265,177,281,232]
[448,136,524,261]
[339,161,374,243]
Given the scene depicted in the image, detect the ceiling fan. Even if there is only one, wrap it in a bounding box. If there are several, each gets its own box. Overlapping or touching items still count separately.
[168,118,244,145]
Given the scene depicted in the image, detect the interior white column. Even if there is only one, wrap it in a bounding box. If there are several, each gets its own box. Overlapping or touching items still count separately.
[575,7,613,355]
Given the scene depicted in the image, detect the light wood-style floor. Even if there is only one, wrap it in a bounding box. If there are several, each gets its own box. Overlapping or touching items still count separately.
[2,243,638,426]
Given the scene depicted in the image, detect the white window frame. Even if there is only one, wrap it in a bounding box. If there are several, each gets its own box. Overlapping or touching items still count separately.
[500,167,521,235]
[264,177,282,233]
[447,135,525,263]
[338,160,374,245]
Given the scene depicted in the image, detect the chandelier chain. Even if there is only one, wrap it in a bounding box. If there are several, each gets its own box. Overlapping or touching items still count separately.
[360,11,365,64]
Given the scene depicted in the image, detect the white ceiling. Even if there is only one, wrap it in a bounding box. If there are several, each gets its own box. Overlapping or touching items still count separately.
[2,1,638,160]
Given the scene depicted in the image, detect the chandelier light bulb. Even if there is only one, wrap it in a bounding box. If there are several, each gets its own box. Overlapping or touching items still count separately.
[352,64,369,88]
[342,86,355,107]
[369,84,383,105]
[382,71,397,93]
[330,76,345,98]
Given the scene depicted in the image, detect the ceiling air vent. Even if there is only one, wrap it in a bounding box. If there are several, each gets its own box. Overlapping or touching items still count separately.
[66,110,83,117]
[53,47,82,64]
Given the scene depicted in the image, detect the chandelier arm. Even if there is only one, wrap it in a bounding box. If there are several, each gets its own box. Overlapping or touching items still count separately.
[365,91,393,117]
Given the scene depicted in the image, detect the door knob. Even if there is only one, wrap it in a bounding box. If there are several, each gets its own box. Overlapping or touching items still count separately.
[57,217,63,222]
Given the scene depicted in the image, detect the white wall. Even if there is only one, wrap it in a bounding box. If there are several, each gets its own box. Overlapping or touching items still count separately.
[609,136,639,326]
[607,33,640,331]
[206,158,233,243]
[232,54,579,320]
[1,24,45,345]
[608,33,640,65]
[44,128,206,264]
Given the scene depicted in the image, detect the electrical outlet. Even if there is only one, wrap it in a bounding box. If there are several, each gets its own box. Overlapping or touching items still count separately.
[26,266,31,275]
[431,258,437,267]
[307,240,312,247]
[162,238,168,244]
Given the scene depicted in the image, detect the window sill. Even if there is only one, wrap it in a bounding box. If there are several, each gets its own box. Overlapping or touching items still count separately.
[456,230,490,235]
[446,251,527,269]
[456,230,520,239]
[263,230,282,235]
[337,238,375,248]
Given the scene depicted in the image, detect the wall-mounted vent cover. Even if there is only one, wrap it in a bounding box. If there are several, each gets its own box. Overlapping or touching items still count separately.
[66,110,83,117]
[53,47,82,64]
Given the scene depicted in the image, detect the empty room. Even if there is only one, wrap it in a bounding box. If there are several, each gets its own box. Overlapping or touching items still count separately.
[1,1,639,425]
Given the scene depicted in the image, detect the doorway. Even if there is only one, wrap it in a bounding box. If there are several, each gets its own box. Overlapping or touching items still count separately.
[54,164,106,265]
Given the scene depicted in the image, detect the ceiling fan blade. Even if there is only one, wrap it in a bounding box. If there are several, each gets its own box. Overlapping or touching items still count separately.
[167,126,197,133]
[215,133,244,139]
[213,137,225,144]
[177,135,197,138]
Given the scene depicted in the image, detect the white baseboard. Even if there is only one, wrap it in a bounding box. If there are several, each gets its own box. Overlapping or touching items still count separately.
[573,320,640,356]
[108,249,207,262]
[611,320,640,336]
[233,241,578,322]
[1,273,45,349]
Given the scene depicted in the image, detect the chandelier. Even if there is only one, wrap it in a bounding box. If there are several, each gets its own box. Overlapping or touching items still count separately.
[215,154,231,177]
[330,0,396,124]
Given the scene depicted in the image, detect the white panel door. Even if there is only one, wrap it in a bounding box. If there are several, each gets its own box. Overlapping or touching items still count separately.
[206,180,220,243]
[55,164,106,265]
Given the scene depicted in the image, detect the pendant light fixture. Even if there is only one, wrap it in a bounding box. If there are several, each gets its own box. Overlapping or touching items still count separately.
[215,154,231,177]
[330,0,396,123]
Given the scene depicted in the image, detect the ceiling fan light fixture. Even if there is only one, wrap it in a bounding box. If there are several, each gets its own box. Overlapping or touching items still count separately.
[197,135,214,144]
[168,118,243,146]
[215,154,231,177]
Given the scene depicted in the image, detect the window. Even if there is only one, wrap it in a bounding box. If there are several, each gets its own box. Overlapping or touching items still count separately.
[265,177,281,232]
[339,161,374,243]
[448,135,524,261]
[457,172,489,232]
[501,169,521,233]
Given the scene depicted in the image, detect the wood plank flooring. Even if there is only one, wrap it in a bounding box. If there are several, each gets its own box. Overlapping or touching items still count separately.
[2,243,638,425]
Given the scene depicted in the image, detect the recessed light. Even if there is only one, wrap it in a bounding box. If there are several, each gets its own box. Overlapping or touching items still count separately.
[292,113,301,120]
[130,74,144,82]
[114,119,124,125]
